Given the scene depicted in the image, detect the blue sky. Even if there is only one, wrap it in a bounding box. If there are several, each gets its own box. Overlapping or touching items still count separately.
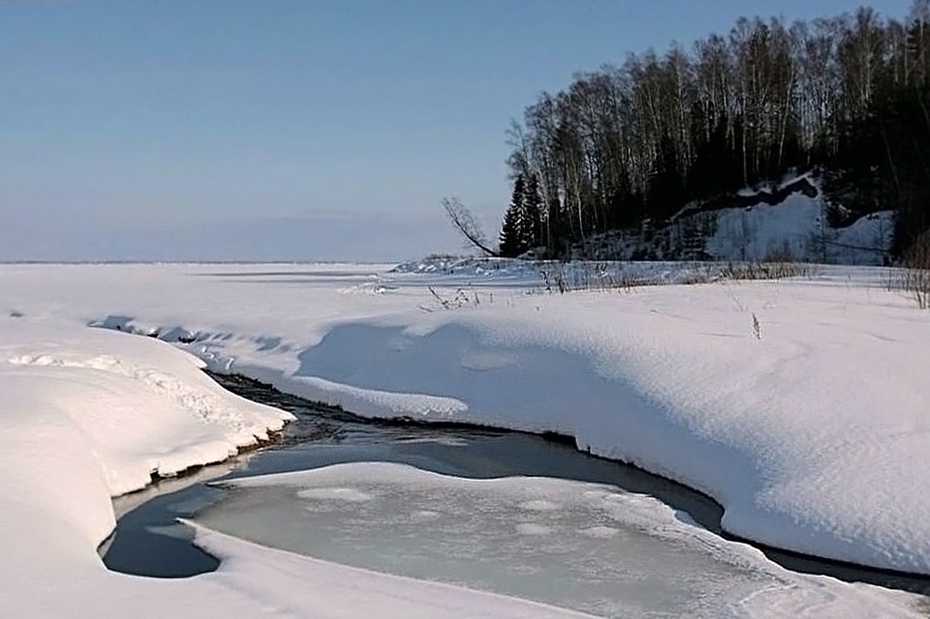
[0,0,913,261]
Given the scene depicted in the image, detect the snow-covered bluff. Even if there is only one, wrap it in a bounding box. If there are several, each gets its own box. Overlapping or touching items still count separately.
[574,174,894,265]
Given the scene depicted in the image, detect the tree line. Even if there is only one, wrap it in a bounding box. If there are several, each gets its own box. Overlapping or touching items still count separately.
[493,1,930,259]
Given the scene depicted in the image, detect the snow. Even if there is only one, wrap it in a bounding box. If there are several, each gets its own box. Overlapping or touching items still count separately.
[0,315,594,619]
[2,325,290,496]
[706,192,820,259]
[705,195,893,265]
[835,211,896,262]
[576,173,894,265]
[1,261,930,616]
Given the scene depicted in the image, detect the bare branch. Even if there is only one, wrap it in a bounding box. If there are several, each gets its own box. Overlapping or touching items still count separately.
[442,197,500,257]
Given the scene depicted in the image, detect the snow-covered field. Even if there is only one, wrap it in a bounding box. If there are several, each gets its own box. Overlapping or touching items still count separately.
[1,260,929,617]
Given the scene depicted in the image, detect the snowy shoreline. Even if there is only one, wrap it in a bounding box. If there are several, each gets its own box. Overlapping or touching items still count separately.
[0,316,600,619]
[204,367,930,583]
[2,261,930,618]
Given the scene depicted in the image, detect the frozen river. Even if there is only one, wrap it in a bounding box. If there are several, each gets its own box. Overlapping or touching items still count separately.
[105,374,930,618]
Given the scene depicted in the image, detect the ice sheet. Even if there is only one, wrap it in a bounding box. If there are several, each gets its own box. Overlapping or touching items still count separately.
[196,462,927,619]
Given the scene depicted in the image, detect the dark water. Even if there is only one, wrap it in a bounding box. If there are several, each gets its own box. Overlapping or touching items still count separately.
[103,373,930,597]
[102,476,224,578]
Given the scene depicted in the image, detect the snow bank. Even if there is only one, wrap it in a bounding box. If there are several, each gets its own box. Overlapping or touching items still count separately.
[1,322,290,496]
[2,262,930,615]
[390,255,798,291]
[0,314,595,619]
[5,262,927,574]
[243,276,930,576]
[0,318,288,544]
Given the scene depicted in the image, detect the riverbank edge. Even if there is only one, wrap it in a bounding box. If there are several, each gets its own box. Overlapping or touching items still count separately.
[189,370,930,589]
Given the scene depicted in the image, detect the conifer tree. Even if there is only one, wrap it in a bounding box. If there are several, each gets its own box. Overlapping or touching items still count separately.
[521,174,544,250]
[499,175,526,258]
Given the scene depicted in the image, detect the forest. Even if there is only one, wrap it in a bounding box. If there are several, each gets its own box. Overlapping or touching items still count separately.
[494,1,930,260]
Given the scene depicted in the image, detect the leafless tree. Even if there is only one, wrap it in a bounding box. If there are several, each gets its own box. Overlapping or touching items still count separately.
[441,197,500,257]
[497,1,930,258]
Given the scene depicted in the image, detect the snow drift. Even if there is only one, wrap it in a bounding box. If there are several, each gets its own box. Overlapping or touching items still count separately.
[0,315,595,619]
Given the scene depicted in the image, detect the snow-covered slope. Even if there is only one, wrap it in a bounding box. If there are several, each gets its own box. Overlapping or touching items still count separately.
[705,194,893,264]
[577,175,894,265]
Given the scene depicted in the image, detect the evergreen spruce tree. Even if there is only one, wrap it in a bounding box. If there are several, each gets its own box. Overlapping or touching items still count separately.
[521,174,544,250]
[499,175,526,258]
